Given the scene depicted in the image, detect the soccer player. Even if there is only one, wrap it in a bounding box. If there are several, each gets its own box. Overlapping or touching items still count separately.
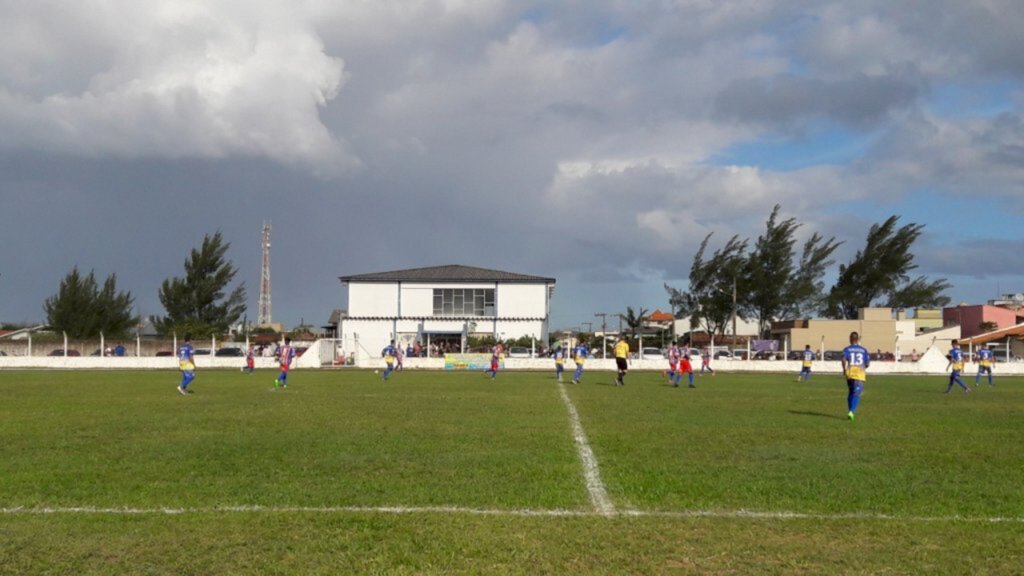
[797,344,816,382]
[553,345,566,381]
[614,335,629,386]
[664,341,680,382]
[395,344,404,371]
[975,347,995,387]
[484,342,503,379]
[701,346,715,376]
[244,345,255,375]
[572,338,589,384]
[945,340,971,394]
[678,349,695,388]
[841,331,870,421]
[381,340,397,381]
[274,337,296,388]
[177,333,195,395]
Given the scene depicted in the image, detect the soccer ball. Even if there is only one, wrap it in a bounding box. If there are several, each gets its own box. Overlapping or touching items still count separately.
[374,369,379,374]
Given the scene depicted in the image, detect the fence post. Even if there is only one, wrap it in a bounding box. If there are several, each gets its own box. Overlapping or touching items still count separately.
[63,331,68,357]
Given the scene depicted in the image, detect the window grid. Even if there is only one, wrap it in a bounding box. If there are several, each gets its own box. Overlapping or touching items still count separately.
[433,288,495,316]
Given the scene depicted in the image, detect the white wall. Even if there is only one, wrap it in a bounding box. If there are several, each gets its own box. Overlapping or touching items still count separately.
[497,284,548,317]
[348,283,399,316]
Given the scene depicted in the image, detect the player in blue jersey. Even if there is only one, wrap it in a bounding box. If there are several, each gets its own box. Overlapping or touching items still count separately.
[975,347,995,387]
[177,333,195,395]
[797,345,816,382]
[840,332,870,421]
[274,337,296,389]
[552,345,566,381]
[572,339,589,384]
[381,340,397,381]
[945,340,971,394]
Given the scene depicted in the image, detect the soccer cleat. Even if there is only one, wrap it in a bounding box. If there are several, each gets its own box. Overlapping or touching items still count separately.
[177,386,188,395]
[688,384,696,388]
[847,411,855,421]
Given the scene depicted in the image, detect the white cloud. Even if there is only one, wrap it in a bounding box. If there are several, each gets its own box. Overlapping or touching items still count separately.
[0,0,357,172]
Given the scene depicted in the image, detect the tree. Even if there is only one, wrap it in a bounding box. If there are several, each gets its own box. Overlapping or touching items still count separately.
[743,205,842,338]
[826,216,950,319]
[665,233,748,337]
[621,306,650,340]
[154,232,247,336]
[44,267,137,338]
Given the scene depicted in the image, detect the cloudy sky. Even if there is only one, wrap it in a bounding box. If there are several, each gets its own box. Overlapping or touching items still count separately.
[2,0,1023,330]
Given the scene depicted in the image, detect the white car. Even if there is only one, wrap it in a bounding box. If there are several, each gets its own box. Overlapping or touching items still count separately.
[506,346,532,358]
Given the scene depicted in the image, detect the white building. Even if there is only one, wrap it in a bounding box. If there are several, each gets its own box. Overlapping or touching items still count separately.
[338,265,556,358]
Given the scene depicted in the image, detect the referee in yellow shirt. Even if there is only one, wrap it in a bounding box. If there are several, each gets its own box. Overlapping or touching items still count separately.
[614,335,630,386]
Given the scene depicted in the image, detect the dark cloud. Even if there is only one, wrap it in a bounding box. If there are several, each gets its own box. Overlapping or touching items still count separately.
[715,73,923,129]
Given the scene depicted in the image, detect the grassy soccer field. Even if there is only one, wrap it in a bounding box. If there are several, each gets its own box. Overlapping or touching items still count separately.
[0,368,1022,574]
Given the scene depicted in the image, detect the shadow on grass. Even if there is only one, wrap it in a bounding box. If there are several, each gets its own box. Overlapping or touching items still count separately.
[787,409,844,420]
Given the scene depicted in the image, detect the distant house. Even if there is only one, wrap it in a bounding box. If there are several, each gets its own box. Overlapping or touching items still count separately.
[772,308,960,356]
[943,304,1024,339]
[338,265,556,358]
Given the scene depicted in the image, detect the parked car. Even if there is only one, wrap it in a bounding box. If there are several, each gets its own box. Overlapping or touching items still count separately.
[506,346,532,358]
[731,349,749,360]
[155,350,174,357]
[215,347,245,357]
[193,349,212,356]
[823,350,844,361]
[714,350,733,360]
[991,349,1018,363]
[48,349,81,356]
[787,350,804,361]
[640,347,663,359]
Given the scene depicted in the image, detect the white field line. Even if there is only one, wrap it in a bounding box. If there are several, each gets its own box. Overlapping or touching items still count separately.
[557,382,615,516]
[0,505,1021,524]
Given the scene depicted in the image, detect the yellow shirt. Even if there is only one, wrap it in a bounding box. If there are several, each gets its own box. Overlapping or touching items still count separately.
[614,341,629,359]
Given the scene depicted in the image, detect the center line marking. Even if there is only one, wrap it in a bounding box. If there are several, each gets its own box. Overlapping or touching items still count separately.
[557,381,615,516]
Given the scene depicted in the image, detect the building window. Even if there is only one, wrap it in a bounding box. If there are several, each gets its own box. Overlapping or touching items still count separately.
[433,288,495,316]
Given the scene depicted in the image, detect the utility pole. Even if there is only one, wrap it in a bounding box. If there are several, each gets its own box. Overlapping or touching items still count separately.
[731,275,737,344]
[594,313,609,359]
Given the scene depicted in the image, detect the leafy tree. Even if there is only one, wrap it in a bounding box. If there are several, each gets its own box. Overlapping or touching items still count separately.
[826,216,950,319]
[154,232,247,336]
[744,206,842,335]
[621,306,650,340]
[44,267,137,338]
[665,233,748,337]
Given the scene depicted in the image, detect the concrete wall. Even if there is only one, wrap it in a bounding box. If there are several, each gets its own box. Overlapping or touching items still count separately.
[944,305,1022,338]
[5,341,1024,375]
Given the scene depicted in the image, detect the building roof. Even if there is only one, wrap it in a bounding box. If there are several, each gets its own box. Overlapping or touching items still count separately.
[340,264,556,284]
[957,322,1024,346]
[646,309,675,323]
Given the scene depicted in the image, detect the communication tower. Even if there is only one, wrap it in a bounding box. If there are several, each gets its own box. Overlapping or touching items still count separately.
[258,222,272,325]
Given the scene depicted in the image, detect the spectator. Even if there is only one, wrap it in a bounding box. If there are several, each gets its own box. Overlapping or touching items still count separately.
[114,343,126,357]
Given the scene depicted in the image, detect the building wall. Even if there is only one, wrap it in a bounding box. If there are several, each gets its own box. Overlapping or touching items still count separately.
[788,319,897,353]
[348,283,399,317]
[341,281,551,361]
[943,305,1022,338]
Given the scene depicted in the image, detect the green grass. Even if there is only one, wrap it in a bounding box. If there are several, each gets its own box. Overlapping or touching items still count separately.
[0,368,1022,574]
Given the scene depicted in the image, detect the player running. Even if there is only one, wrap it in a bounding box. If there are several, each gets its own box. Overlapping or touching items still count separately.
[553,345,566,382]
[701,346,715,376]
[797,345,816,382]
[484,342,503,379]
[274,337,296,389]
[678,347,695,388]
[975,347,995,387]
[614,335,629,386]
[381,340,398,381]
[841,332,870,421]
[664,341,680,382]
[945,340,971,394]
[572,339,589,384]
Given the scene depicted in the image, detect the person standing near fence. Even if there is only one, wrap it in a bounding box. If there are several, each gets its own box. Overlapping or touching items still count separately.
[701,346,715,376]
[177,333,196,395]
[797,345,815,382]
